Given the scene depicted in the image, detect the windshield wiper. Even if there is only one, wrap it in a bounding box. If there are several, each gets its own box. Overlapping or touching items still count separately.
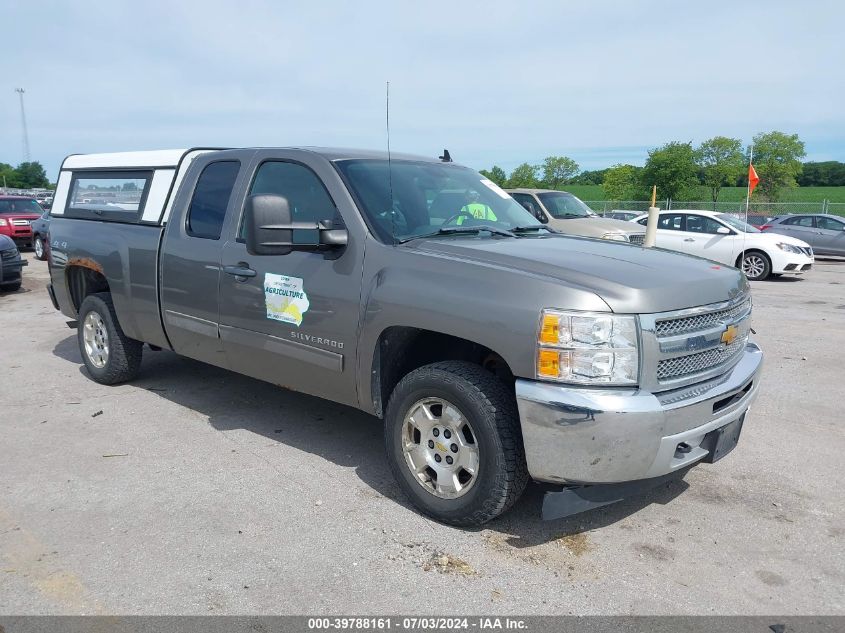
[552,213,586,219]
[398,225,515,243]
[511,224,551,234]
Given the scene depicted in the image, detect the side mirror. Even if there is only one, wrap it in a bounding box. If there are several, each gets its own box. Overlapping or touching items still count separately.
[244,194,348,257]
[716,226,731,235]
[244,194,294,256]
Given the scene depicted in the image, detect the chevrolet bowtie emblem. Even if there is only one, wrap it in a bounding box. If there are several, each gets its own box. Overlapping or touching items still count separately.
[721,324,739,346]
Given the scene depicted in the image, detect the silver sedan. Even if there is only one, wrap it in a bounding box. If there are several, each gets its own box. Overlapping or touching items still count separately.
[761,214,845,256]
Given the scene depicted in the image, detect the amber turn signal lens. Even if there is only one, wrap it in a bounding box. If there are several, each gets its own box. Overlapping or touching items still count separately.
[537,349,561,378]
[539,314,560,344]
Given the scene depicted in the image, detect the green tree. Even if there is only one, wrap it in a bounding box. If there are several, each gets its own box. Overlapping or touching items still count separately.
[571,168,608,185]
[0,162,21,188]
[798,161,845,186]
[695,136,744,204]
[478,165,508,187]
[751,131,806,201]
[540,156,579,189]
[641,141,699,201]
[602,164,641,201]
[507,163,540,188]
[13,162,50,188]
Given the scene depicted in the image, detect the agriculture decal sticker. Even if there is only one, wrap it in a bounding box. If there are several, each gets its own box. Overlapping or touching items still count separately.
[264,273,310,326]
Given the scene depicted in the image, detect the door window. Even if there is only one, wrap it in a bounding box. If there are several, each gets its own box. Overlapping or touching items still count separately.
[783,216,815,227]
[250,160,338,218]
[684,214,724,234]
[186,161,241,239]
[657,213,685,230]
[817,216,845,231]
[511,193,544,221]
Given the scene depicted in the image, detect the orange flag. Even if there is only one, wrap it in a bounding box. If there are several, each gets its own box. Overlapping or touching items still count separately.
[748,163,760,196]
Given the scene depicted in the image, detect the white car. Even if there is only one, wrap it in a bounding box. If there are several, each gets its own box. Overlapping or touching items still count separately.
[630,209,814,281]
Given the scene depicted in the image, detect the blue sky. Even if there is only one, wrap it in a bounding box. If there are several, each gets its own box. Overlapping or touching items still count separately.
[2,0,843,179]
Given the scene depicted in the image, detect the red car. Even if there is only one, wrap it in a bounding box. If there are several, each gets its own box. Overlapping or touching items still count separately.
[0,196,44,248]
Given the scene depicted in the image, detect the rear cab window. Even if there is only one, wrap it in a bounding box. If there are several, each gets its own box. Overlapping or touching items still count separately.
[65,171,152,223]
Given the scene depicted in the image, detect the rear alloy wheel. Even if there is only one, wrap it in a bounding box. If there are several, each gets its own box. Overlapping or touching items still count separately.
[77,292,143,384]
[740,251,771,281]
[34,236,46,260]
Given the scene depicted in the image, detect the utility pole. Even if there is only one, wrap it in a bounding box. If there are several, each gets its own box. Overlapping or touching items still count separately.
[15,88,31,163]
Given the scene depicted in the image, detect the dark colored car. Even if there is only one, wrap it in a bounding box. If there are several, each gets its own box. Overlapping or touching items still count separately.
[760,214,845,256]
[30,209,51,260]
[0,196,44,248]
[0,233,27,292]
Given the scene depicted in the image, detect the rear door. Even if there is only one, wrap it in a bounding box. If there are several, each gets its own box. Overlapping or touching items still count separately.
[815,215,845,255]
[160,150,254,366]
[639,212,688,253]
[216,150,365,407]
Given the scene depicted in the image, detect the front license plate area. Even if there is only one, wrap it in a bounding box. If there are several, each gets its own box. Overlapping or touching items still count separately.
[702,413,745,463]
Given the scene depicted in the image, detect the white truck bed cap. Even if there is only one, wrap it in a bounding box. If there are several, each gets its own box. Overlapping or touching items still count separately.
[62,149,192,170]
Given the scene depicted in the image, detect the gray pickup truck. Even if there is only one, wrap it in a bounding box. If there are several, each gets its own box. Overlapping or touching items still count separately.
[46,147,762,526]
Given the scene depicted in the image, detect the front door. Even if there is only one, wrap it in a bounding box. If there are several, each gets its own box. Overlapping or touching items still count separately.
[680,213,737,265]
[814,215,845,255]
[217,152,364,407]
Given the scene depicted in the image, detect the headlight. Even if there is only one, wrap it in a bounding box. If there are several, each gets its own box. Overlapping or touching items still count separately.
[537,310,639,385]
[777,242,804,254]
[0,219,7,226]
[601,232,629,242]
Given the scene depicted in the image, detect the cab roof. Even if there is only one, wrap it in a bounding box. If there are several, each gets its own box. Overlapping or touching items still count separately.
[61,147,444,170]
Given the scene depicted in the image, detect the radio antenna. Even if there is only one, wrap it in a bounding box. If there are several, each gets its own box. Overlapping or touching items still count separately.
[386,81,396,244]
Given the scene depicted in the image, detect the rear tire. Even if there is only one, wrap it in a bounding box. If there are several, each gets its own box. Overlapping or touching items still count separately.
[1,281,22,292]
[34,235,46,260]
[738,250,772,281]
[77,292,143,384]
[384,361,529,526]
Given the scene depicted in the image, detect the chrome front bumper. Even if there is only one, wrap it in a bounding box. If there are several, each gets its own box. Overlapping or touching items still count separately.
[515,342,763,484]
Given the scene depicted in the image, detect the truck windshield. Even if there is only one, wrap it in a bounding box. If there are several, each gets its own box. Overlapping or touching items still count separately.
[717,213,760,233]
[0,199,43,214]
[536,192,595,219]
[335,159,541,243]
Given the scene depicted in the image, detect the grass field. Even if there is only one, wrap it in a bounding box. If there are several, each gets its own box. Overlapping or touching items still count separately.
[562,185,845,203]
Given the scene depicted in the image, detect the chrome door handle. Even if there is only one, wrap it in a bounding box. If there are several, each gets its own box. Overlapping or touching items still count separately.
[223,264,256,279]
[683,238,695,242]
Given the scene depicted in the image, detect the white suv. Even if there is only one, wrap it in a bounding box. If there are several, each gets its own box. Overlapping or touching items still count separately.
[631,209,814,281]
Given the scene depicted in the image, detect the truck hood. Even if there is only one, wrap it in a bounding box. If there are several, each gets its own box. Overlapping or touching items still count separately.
[408,234,748,314]
[547,216,643,237]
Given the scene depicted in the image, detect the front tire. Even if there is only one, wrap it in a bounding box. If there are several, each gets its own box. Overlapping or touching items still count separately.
[34,235,46,260]
[77,292,143,384]
[384,361,528,526]
[738,250,772,281]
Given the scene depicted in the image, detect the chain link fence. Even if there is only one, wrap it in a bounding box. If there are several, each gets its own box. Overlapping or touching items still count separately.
[585,200,845,217]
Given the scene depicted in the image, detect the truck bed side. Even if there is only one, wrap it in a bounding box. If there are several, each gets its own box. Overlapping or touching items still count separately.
[49,218,170,349]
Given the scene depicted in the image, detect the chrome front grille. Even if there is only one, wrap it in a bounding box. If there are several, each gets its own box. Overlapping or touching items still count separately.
[657,338,746,380]
[629,234,645,245]
[640,293,752,391]
[655,297,751,337]
[1,248,17,261]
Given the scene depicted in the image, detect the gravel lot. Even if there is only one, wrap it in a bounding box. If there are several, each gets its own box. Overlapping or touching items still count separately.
[1,252,843,615]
